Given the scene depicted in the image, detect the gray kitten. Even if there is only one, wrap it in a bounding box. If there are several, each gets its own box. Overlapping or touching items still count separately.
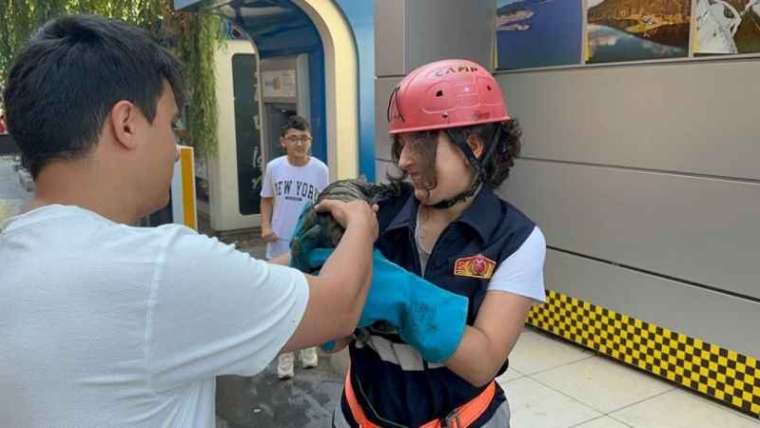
[290,179,401,271]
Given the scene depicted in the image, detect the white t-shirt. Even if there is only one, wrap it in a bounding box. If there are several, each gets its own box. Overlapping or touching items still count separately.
[260,156,329,259]
[488,226,546,303]
[0,205,309,428]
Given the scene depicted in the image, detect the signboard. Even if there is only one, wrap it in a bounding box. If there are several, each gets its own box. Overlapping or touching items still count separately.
[262,69,297,99]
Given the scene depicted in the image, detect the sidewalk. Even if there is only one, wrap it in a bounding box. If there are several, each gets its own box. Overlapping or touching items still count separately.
[215,325,759,428]
[0,156,30,222]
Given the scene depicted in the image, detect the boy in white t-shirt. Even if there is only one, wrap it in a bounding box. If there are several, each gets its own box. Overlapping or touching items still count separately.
[0,16,377,427]
[260,115,329,379]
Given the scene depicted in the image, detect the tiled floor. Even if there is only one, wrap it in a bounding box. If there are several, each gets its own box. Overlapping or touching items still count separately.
[499,328,760,428]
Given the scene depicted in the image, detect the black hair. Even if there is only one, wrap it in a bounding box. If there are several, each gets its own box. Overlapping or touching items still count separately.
[280,114,311,137]
[389,119,522,190]
[3,14,185,178]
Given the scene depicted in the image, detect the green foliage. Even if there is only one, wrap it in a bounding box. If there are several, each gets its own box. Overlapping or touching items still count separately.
[0,0,221,155]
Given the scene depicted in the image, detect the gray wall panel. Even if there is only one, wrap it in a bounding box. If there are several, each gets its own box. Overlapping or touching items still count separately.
[545,249,760,358]
[374,77,403,161]
[497,60,760,180]
[374,0,496,171]
[404,0,494,72]
[376,159,396,184]
[374,1,760,365]
[374,0,406,76]
[501,159,760,299]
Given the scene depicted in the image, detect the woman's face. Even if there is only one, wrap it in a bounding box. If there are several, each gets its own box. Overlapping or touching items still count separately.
[396,132,478,206]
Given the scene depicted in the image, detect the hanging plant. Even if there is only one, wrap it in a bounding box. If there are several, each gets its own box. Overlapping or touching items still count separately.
[0,0,222,156]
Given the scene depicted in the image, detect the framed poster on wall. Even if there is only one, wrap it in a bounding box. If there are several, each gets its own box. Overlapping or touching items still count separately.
[694,0,760,55]
[496,0,584,70]
[585,0,691,64]
[494,0,760,71]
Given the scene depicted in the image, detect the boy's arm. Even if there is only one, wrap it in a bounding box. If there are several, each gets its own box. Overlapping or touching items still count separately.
[259,162,277,242]
[282,199,377,351]
[260,197,277,242]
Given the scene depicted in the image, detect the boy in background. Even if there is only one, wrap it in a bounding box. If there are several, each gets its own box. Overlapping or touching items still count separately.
[260,115,329,379]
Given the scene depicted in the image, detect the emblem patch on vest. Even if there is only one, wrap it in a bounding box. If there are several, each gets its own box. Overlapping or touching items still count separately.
[454,254,496,279]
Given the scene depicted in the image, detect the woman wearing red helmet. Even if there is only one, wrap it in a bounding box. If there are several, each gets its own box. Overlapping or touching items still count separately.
[332,59,547,427]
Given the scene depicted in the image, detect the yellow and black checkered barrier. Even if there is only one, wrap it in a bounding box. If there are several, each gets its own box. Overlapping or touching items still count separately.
[527,290,760,419]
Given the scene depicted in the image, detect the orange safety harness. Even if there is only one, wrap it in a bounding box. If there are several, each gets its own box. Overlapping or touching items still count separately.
[344,368,496,428]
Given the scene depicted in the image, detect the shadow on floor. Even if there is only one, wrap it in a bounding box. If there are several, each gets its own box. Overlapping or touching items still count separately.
[216,350,348,428]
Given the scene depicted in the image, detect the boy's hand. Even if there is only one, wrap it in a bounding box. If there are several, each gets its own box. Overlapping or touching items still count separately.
[261,227,278,242]
[314,199,378,241]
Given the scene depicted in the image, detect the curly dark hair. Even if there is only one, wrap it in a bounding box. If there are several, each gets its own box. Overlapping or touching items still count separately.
[388,119,522,191]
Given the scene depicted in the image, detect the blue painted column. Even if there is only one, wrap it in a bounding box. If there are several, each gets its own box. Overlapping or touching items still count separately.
[333,0,376,181]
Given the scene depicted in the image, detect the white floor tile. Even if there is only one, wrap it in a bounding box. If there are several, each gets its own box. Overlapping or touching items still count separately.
[496,367,523,386]
[611,389,760,428]
[508,330,592,375]
[533,356,673,413]
[572,416,632,427]
[505,376,602,428]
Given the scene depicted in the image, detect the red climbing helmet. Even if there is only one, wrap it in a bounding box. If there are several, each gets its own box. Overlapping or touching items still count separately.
[387,59,510,135]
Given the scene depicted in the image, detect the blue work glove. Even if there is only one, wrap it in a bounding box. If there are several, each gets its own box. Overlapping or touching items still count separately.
[303,248,468,363]
[289,202,348,273]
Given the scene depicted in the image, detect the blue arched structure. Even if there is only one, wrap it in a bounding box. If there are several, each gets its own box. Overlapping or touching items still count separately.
[176,0,376,180]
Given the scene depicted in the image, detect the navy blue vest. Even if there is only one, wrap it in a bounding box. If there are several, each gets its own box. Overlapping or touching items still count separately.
[340,184,536,427]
